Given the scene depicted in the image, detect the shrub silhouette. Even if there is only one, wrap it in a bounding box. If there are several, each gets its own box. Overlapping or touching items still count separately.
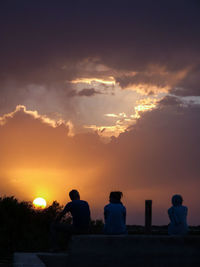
[0,196,62,253]
[0,196,106,254]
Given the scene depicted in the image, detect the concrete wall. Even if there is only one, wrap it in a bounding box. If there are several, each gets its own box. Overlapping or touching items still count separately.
[68,235,200,267]
[14,235,200,267]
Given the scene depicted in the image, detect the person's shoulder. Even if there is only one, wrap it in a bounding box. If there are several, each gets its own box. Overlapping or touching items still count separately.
[80,199,88,204]
[104,203,111,209]
[176,205,187,210]
[65,201,72,205]
[79,200,90,206]
[182,205,188,210]
[118,203,126,210]
[168,206,173,213]
[64,201,73,210]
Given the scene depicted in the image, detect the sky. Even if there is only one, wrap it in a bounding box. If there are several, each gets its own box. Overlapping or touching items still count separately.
[1,0,200,225]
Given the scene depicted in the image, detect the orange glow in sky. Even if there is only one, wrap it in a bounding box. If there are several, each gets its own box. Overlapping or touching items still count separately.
[1,104,200,225]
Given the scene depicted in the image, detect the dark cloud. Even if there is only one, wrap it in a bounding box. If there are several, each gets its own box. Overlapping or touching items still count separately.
[0,0,200,100]
[116,72,168,89]
[78,88,101,97]
[171,66,200,96]
[157,95,182,107]
[68,88,102,97]
[107,97,200,189]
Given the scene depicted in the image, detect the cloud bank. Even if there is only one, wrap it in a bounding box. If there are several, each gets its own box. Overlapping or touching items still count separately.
[0,1,200,117]
[0,100,200,224]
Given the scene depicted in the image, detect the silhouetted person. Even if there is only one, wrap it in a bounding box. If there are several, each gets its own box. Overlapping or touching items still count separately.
[168,194,188,235]
[104,191,127,235]
[50,189,90,251]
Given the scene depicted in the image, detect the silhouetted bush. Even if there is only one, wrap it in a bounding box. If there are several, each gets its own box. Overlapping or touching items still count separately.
[0,196,106,253]
[0,196,62,253]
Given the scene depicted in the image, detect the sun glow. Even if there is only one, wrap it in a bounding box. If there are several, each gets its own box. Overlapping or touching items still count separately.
[71,77,115,85]
[134,98,157,118]
[33,197,47,209]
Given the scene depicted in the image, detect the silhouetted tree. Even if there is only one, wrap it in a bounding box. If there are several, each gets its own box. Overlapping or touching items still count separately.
[0,196,63,252]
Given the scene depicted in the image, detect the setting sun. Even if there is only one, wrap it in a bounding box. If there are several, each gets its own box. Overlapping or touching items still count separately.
[33,197,47,209]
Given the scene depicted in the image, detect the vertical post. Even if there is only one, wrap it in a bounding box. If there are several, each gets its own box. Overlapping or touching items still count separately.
[145,200,152,234]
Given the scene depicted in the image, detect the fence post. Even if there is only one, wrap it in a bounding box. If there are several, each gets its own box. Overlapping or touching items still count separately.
[145,200,152,234]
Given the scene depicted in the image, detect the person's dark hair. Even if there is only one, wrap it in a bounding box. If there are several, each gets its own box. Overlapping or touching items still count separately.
[172,194,183,206]
[69,189,80,200]
[109,191,123,203]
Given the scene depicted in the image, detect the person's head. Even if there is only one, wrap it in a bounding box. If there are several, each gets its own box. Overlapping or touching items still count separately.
[69,189,80,201]
[109,191,123,203]
[171,194,183,206]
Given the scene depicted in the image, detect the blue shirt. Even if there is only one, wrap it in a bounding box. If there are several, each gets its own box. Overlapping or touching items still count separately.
[104,203,127,234]
[63,200,90,230]
[168,205,188,235]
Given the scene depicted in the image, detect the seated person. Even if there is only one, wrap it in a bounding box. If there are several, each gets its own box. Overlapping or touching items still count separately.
[104,191,127,235]
[51,189,91,250]
[168,194,188,235]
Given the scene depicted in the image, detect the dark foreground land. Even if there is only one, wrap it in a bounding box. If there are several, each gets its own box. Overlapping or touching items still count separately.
[3,227,200,267]
[2,227,200,267]
[14,235,200,267]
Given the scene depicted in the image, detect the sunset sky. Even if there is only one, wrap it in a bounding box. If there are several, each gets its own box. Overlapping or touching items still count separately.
[1,1,200,225]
